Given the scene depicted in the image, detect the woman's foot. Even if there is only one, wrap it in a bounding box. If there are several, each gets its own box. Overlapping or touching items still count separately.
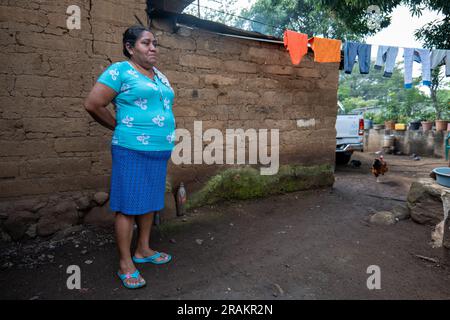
[119,260,145,287]
[134,248,171,263]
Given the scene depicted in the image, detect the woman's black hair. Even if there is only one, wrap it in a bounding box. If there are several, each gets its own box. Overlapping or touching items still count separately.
[122,25,152,58]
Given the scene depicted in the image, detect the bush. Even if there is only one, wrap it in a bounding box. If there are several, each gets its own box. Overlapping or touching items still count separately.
[419,109,436,121]
[364,112,375,120]
[397,114,410,123]
[372,113,385,124]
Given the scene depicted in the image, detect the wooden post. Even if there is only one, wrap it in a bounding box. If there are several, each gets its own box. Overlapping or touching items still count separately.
[443,192,450,249]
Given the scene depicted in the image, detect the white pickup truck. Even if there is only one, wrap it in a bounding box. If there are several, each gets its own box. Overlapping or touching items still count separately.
[335,104,364,164]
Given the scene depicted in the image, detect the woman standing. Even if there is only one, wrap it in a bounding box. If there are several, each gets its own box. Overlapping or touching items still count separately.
[84,25,176,289]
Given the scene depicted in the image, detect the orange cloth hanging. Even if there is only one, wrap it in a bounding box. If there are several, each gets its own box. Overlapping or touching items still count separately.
[308,37,342,63]
[283,30,308,65]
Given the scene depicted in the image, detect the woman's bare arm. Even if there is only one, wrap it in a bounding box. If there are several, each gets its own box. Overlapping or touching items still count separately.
[84,83,118,131]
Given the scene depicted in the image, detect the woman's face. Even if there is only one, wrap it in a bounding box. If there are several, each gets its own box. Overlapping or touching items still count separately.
[128,31,158,67]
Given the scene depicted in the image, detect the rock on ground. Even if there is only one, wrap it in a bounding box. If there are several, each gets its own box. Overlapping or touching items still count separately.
[83,204,115,227]
[392,205,410,220]
[370,211,397,225]
[93,192,109,206]
[407,178,447,225]
[3,211,38,241]
[36,201,79,237]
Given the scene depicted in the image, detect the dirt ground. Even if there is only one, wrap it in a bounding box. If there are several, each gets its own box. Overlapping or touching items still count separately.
[1,152,450,300]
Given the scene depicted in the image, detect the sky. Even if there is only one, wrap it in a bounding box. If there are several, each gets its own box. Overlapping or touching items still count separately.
[366,6,443,49]
[365,6,446,88]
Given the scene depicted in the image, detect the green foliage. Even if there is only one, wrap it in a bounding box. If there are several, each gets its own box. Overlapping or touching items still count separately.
[372,113,386,124]
[340,97,378,113]
[237,0,366,40]
[414,17,450,49]
[429,67,450,119]
[436,90,450,120]
[364,111,376,120]
[338,61,449,122]
[397,114,410,123]
[419,109,437,121]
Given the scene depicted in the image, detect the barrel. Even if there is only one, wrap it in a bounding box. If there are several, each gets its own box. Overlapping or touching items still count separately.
[383,135,395,148]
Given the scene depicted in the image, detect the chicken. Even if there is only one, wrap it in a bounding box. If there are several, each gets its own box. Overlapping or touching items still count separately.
[349,159,362,168]
[371,155,388,182]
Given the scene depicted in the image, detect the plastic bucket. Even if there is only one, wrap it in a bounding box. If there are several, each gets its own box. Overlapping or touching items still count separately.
[433,167,450,188]
[409,121,421,130]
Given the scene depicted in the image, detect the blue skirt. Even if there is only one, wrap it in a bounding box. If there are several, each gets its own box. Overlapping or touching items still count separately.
[109,145,172,215]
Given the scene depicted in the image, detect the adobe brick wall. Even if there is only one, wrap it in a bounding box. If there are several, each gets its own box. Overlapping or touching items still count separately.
[0,0,339,241]
[150,19,339,191]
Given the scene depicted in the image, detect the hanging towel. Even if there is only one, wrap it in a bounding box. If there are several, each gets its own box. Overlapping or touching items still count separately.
[403,48,431,88]
[344,41,371,74]
[283,30,308,65]
[374,45,399,77]
[431,49,450,77]
[308,37,341,63]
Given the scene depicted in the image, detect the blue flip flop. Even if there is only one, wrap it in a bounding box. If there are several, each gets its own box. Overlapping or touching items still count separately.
[117,269,146,289]
[132,252,172,265]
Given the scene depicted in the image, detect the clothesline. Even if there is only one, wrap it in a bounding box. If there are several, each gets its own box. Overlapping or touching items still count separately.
[180,3,449,87]
[283,29,450,89]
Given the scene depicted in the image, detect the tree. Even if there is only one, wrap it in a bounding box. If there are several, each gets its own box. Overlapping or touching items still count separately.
[237,0,366,40]
[338,62,434,122]
[320,0,450,49]
[429,68,450,119]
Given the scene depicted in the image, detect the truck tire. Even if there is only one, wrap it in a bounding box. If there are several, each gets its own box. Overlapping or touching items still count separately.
[336,152,352,165]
